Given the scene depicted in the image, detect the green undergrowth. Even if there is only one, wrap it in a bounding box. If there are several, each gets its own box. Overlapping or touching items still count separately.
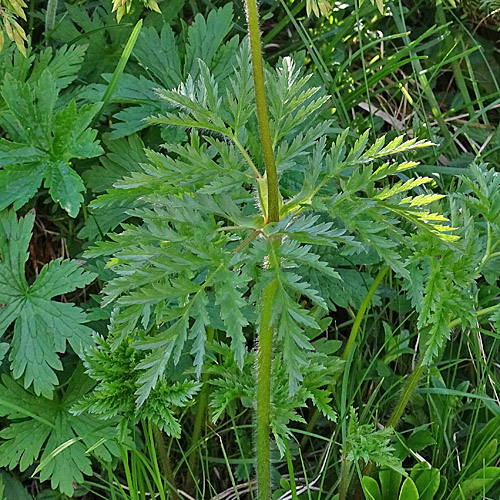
[0,1,499,499]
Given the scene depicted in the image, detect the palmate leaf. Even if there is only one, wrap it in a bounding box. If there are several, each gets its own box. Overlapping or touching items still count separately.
[0,470,33,500]
[0,69,102,217]
[0,210,96,397]
[0,369,123,496]
[49,1,148,85]
[0,44,87,100]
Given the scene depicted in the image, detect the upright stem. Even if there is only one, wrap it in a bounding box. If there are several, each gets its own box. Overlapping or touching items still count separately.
[244,0,281,498]
[245,0,280,223]
[256,279,278,500]
[45,0,57,36]
[386,358,425,428]
[385,303,500,430]
[338,456,352,500]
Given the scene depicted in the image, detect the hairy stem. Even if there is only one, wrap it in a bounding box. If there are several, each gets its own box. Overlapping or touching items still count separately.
[245,0,282,498]
[338,456,352,500]
[45,0,57,35]
[256,278,278,500]
[386,358,425,428]
[28,0,36,34]
[245,0,279,222]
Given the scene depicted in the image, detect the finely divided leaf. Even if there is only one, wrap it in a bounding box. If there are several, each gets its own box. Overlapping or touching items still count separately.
[214,269,249,368]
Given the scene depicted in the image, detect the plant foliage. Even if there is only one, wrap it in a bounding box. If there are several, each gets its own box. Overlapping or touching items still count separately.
[82,29,457,453]
[0,368,123,496]
[0,209,96,397]
[1,2,500,499]
[0,45,102,217]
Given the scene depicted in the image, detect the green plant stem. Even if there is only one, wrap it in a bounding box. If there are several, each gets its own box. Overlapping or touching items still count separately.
[341,266,389,362]
[151,423,179,500]
[45,0,57,36]
[120,448,139,500]
[28,0,36,34]
[245,0,282,497]
[388,305,499,422]
[352,303,500,500]
[256,278,278,500]
[185,327,215,493]
[480,222,494,268]
[387,358,425,428]
[489,251,500,261]
[448,303,499,328]
[302,266,389,447]
[338,456,352,500]
[245,0,279,222]
[232,135,262,179]
[284,438,299,500]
